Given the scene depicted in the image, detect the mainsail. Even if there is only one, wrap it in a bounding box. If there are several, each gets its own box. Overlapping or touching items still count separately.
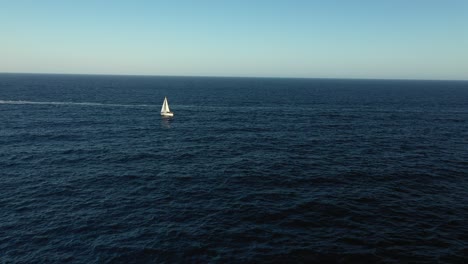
[161,97,170,113]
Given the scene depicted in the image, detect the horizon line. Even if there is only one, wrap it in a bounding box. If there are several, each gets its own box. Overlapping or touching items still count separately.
[1,71,467,82]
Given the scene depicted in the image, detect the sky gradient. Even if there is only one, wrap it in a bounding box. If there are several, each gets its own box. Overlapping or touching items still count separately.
[1,0,468,80]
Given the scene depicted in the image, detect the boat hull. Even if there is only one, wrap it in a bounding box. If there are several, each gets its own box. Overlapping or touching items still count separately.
[161,112,174,117]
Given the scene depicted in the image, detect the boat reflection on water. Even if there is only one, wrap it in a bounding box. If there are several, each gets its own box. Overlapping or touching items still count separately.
[161,117,173,129]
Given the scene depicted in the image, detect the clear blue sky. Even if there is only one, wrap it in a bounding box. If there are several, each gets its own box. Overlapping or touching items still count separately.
[1,0,467,80]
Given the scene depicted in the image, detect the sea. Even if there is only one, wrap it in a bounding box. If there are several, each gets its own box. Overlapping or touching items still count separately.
[1,73,467,263]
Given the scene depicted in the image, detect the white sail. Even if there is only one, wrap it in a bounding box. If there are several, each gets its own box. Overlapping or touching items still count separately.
[160,96,173,117]
[161,97,171,113]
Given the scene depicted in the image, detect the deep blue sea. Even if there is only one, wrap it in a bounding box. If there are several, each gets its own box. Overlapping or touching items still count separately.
[1,73,467,263]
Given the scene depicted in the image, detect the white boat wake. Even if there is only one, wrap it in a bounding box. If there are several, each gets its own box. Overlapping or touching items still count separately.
[0,100,156,108]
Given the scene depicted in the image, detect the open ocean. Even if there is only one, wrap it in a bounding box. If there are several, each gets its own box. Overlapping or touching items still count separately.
[1,73,467,263]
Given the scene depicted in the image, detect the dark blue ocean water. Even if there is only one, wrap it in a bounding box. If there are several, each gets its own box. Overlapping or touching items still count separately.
[1,73,467,263]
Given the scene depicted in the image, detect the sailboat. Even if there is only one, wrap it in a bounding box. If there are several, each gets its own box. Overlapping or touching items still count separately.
[160,96,174,117]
